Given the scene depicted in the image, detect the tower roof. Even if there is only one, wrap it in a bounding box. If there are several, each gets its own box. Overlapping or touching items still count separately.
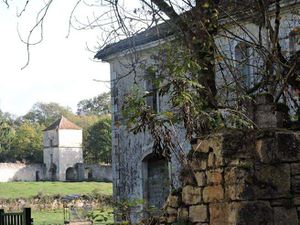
[43,116,82,131]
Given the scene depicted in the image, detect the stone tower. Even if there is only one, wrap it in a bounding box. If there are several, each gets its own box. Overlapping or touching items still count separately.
[43,116,83,181]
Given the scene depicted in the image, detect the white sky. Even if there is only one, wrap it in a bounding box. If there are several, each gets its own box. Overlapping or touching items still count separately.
[0,1,112,116]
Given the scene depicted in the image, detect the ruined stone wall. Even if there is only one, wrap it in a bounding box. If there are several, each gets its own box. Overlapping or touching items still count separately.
[76,163,113,182]
[161,129,300,225]
[0,163,46,182]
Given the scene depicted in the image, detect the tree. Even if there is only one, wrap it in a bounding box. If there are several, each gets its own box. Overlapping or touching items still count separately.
[77,92,111,116]
[23,102,74,126]
[97,0,300,158]
[0,110,15,161]
[10,121,44,163]
[83,115,112,164]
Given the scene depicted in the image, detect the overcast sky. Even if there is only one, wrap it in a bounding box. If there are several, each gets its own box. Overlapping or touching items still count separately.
[0,1,111,116]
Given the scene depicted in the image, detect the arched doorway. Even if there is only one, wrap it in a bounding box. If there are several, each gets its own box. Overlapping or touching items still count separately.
[66,167,77,181]
[36,171,40,181]
[49,163,57,181]
[84,168,93,181]
[142,153,170,211]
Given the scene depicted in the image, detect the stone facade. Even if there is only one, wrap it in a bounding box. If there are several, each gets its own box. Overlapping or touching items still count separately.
[94,1,300,222]
[160,129,300,225]
[43,117,84,181]
[43,116,112,182]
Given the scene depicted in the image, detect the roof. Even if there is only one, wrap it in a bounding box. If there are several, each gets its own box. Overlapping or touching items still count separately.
[94,22,175,60]
[94,0,282,61]
[43,116,82,131]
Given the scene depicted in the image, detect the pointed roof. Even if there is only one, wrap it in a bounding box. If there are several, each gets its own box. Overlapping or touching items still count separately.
[43,116,82,131]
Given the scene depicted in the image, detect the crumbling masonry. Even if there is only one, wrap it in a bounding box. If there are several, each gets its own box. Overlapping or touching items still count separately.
[161,128,300,225]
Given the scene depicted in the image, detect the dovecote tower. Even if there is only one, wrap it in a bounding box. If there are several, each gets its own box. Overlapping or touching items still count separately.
[43,116,83,181]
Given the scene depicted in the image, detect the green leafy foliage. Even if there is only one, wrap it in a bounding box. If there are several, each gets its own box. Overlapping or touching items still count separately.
[23,102,73,127]
[0,111,15,161]
[83,115,112,164]
[10,121,44,163]
[77,92,111,116]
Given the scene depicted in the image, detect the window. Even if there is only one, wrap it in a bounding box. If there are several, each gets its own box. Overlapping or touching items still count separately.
[289,27,300,54]
[144,69,159,112]
[235,42,252,88]
[111,72,119,121]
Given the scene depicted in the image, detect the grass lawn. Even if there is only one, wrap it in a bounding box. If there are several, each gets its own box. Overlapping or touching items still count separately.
[32,210,64,225]
[32,208,113,225]
[0,182,112,199]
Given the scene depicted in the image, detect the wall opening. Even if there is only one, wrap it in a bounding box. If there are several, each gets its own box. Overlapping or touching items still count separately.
[142,153,170,212]
[235,42,253,88]
[36,171,40,181]
[49,163,57,181]
[84,168,93,181]
[66,167,77,181]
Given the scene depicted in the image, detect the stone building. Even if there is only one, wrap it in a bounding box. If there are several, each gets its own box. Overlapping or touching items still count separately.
[43,116,112,182]
[95,0,300,222]
[0,116,112,182]
[43,116,84,181]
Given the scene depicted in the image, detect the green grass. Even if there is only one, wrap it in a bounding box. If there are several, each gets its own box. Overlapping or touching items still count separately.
[0,182,112,199]
[32,208,113,225]
[32,210,65,225]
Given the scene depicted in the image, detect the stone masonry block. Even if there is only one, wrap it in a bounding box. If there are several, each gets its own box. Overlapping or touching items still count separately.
[167,215,177,224]
[206,169,223,185]
[182,185,202,205]
[274,207,298,225]
[166,207,177,215]
[203,185,224,203]
[292,175,300,194]
[195,171,206,187]
[177,207,188,220]
[189,205,208,223]
[210,203,235,225]
[192,139,211,153]
[207,152,223,168]
[167,195,180,208]
[234,201,274,225]
[224,183,254,201]
[255,131,300,163]
[254,164,290,199]
[189,159,207,171]
[224,167,250,185]
[291,163,300,176]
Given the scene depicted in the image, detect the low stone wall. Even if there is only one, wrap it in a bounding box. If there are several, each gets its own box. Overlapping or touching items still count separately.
[76,163,112,182]
[0,195,112,211]
[160,129,300,225]
[85,164,112,182]
[0,163,46,182]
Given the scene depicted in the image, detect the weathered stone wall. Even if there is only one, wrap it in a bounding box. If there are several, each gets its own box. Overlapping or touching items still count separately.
[0,163,46,182]
[107,5,300,220]
[76,163,112,182]
[43,128,83,181]
[161,129,300,225]
[0,195,112,211]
